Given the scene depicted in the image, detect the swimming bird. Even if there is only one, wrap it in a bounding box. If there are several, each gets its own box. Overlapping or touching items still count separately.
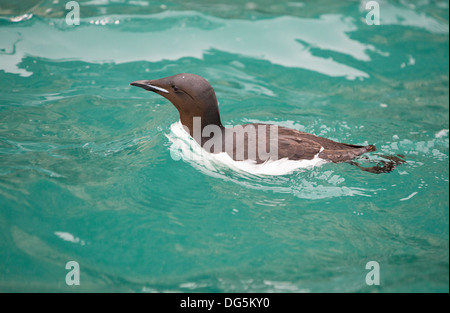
[131,73,404,173]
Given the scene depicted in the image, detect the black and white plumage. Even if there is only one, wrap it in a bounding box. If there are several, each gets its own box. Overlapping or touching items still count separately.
[131,73,403,173]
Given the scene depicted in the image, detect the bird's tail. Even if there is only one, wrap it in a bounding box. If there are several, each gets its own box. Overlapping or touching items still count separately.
[349,154,406,174]
[365,145,377,152]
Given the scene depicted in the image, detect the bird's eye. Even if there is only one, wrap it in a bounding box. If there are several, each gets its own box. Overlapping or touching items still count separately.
[172,85,179,92]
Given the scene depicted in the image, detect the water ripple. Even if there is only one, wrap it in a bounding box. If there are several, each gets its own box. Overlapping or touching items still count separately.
[1,11,375,78]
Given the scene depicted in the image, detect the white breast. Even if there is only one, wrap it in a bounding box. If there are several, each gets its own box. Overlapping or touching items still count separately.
[166,121,328,176]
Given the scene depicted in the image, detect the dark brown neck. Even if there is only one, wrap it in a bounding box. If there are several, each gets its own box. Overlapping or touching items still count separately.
[180,113,224,140]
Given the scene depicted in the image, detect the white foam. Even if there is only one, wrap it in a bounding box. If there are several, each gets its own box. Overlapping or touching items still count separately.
[54,231,86,245]
[435,129,449,138]
[400,191,418,201]
[166,121,328,176]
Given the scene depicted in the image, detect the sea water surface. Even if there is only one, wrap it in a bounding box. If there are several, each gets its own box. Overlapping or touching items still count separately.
[0,0,448,292]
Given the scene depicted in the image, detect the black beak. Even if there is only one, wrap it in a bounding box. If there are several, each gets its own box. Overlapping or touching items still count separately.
[130,80,169,94]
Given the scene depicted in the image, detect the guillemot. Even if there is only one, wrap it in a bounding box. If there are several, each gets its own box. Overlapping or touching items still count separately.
[131,73,404,173]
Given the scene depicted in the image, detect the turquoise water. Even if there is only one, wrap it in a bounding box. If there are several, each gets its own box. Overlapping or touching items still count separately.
[0,0,448,292]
